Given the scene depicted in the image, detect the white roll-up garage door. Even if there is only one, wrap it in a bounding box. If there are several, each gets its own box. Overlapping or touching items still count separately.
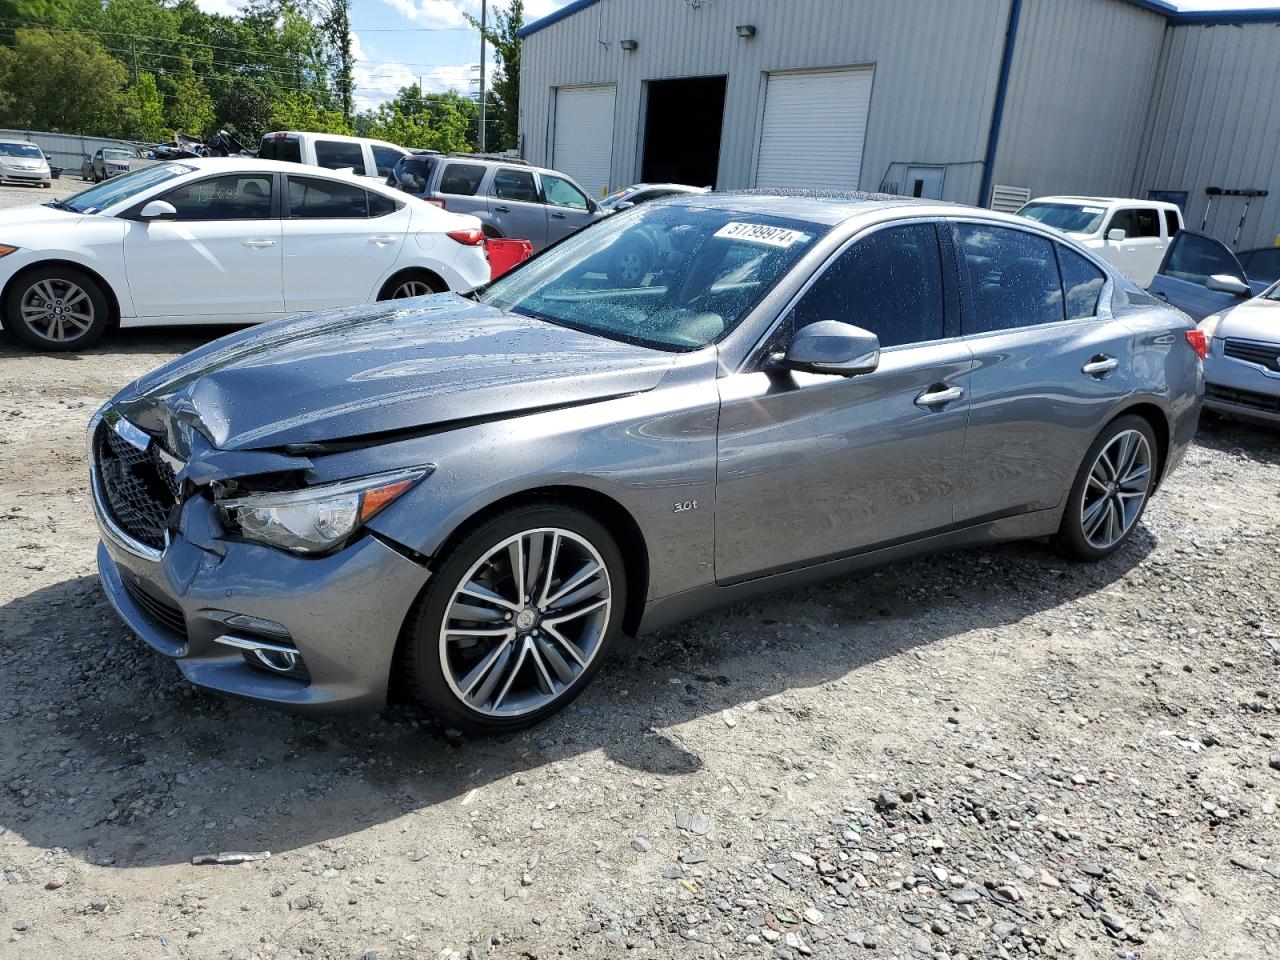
[552,84,616,201]
[754,66,874,191]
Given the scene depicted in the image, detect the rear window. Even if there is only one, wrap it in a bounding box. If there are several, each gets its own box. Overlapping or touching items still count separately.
[1163,209,1180,238]
[957,223,1065,332]
[259,135,302,164]
[389,156,436,194]
[439,163,486,196]
[314,139,364,172]
[288,176,370,218]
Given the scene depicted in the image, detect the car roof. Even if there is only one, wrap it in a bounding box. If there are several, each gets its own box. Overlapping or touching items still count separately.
[262,131,404,149]
[1031,195,1180,209]
[0,138,37,145]
[625,183,710,193]
[658,189,938,226]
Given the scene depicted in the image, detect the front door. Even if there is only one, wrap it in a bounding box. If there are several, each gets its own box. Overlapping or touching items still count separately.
[714,221,971,583]
[487,167,547,249]
[122,172,283,320]
[1103,207,1165,286]
[281,175,408,313]
[1149,231,1260,321]
[540,172,598,244]
[949,222,1134,521]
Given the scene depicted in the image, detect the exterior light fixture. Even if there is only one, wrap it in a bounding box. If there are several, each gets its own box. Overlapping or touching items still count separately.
[620,38,638,51]
[736,24,757,38]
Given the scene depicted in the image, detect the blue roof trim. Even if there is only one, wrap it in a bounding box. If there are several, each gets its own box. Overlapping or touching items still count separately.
[517,0,1280,38]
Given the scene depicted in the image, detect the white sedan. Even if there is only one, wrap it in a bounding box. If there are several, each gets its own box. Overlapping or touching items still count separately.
[0,157,491,351]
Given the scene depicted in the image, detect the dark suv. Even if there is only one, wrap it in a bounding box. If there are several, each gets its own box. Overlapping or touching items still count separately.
[387,154,604,250]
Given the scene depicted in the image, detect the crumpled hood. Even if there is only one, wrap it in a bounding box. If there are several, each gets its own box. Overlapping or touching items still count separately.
[113,295,676,452]
[1217,295,1280,345]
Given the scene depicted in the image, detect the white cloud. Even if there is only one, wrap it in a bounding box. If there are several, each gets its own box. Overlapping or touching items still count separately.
[351,34,477,109]
[191,0,242,15]
[376,0,567,30]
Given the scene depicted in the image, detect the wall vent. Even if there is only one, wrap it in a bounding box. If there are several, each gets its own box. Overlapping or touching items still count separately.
[990,184,1032,212]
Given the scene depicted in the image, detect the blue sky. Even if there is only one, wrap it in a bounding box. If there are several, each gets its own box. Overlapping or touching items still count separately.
[196,0,1280,110]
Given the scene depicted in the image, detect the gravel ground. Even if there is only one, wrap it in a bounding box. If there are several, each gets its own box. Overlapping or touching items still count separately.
[1,184,1279,960]
[0,175,86,207]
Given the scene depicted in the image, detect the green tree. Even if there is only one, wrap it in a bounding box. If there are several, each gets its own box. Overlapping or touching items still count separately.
[320,0,354,123]
[121,71,169,140]
[0,28,127,135]
[466,0,522,151]
[169,61,216,137]
[357,85,474,153]
[268,90,350,134]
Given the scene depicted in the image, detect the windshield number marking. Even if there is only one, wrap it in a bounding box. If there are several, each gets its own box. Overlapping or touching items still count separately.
[713,222,808,248]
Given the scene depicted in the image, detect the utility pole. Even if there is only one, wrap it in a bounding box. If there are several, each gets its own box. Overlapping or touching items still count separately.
[131,39,139,84]
[478,0,487,152]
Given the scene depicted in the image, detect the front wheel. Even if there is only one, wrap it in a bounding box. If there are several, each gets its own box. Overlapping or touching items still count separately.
[3,265,110,351]
[1055,415,1158,561]
[400,502,626,733]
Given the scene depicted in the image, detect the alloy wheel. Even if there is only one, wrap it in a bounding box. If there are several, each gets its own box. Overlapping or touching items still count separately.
[1080,429,1152,550]
[19,278,96,343]
[391,279,433,299]
[616,251,644,284]
[438,527,612,718]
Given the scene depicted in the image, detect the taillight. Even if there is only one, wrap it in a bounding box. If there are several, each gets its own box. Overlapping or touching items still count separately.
[1185,329,1208,360]
[424,198,445,209]
[447,228,484,246]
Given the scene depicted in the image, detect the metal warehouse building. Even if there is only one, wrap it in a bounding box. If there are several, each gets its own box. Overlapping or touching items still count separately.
[517,0,1280,250]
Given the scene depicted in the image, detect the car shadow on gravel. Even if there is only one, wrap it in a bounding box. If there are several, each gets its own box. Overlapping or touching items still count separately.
[0,326,237,360]
[1193,413,1280,465]
[0,527,1156,869]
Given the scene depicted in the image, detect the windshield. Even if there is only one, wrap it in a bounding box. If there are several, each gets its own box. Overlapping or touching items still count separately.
[0,143,43,159]
[1017,202,1106,234]
[103,149,133,160]
[61,162,194,214]
[480,204,825,351]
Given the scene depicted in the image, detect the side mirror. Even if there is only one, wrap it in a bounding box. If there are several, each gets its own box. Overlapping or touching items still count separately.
[138,200,177,221]
[1106,228,1126,242]
[1205,273,1251,298]
[778,320,880,377]
[613,200,635,211]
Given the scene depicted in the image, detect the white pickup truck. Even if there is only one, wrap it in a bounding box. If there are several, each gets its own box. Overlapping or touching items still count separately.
[1016,196,1185,287]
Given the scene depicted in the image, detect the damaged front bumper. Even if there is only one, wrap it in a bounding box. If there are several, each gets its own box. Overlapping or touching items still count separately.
[90,409,432,713]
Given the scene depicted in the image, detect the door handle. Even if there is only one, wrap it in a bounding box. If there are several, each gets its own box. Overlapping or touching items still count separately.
[915,384,965,408]
[551,212,567,220]
[241,239,276,248]
[494,205,510,213]
[369,235,397,244]
[1082,356,1120,377]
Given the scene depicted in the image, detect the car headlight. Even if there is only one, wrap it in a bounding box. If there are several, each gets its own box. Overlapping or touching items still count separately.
[1198,312,1226,341]
[0,244,18,257]
[216,467,430,554]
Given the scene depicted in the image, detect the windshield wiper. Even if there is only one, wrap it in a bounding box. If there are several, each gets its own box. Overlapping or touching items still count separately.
[43,199,77,212]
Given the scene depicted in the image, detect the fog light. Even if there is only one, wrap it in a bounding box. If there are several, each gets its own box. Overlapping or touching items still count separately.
[224,613,290,638]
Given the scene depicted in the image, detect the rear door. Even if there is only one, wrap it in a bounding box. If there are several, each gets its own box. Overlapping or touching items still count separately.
[433,161,488,215]
[1104,207,1165,286]
[281,174,408,313]
[715,220,971,582]
[1149,231,1256,321]
[121,172,283,321]
[488,167,547,248]
[312,138,366,176]
[540,172,598,244]
[950,222,1132,522]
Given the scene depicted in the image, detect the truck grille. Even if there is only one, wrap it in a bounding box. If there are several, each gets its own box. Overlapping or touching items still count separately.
[93,421,180,551]
[1223,339,1280,373]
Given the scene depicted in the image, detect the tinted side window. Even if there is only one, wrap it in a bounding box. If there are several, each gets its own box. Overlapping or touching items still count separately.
[491,168,539,202]
[1163,210,1180,238]
[440,163,486,196]
[372,145,403,178]
[542,174,589,210]
[1109,208,1159,238]
[957,223,1064,332]
[389,156,435,194]
[259,136,302,163]
[368,191,398,218]
[288,176,368,218]
[313,139,364,171]
[1057,245,1106,320]
[791,223,945,348]
[162,174,273,221]
[1162,232,1245,285]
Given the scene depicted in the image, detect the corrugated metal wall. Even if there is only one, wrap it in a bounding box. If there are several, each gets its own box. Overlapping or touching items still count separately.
[1134,21,1280,251]
[0,129,141,174]
[991,0,1167,201]
[519,0,1012,203]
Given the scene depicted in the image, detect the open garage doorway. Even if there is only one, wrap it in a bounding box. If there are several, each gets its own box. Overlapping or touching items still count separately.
[641,76,726,189]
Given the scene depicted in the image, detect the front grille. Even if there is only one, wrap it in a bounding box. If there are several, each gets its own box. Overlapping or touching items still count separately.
[94,421,180,551]
[1206,384,1280,415]
[121,577,189,640]
[1223,339,1280,373]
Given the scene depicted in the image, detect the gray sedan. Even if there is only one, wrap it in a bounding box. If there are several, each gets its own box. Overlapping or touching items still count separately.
[90,193,1203,732]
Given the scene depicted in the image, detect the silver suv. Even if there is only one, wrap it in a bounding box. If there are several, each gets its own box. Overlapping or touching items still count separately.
[386,153,604,250]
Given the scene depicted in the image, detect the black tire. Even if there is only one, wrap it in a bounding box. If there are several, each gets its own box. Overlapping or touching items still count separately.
[1055,414,1158,562]
[400,500,626,734]
[3,265,110,351]
[377,270,446,301]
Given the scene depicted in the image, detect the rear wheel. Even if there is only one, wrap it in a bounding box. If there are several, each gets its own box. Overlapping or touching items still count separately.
[3,265,109,351]
[378,271,445,301]
[400,502,625,734]
[1055,415,1157,561]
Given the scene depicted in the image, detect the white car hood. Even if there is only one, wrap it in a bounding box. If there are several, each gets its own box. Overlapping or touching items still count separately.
[1218,295,1280,345]
[0,204,86,228]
